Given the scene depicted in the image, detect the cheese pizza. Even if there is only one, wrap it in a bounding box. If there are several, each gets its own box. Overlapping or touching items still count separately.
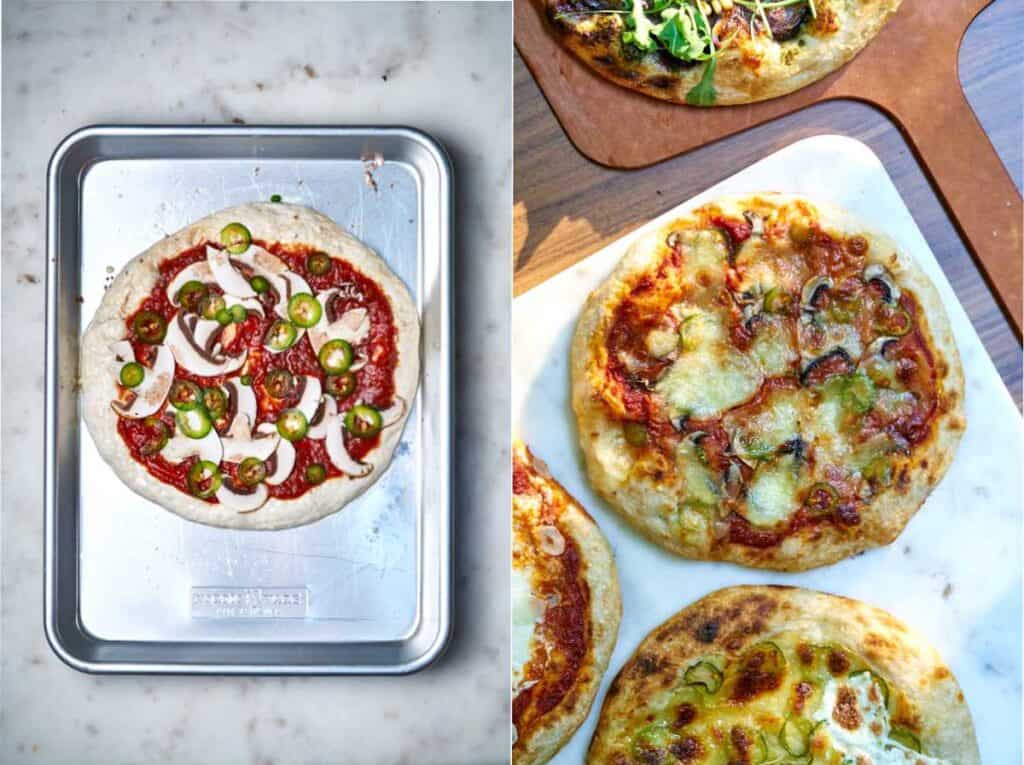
[587,586,979,764]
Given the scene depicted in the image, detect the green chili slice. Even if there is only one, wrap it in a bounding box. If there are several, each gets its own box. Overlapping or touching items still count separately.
[804,482,839,513]
[176,280,207,313]
[306,251,332,276]
[344,404,382,439]
[779,716,814,756]
[250,275,270,294]
[875,305,912,337]
[168,379,203,411]
[843,371,876,414]
[237,457,267,487]
[264,368,295,400]
[318,338,353,374]
[276,409,308,442]
[623,421,648,447]
[214,308,232,326]
[265,320,298,351]
[200,293,227,321]
[187,460,222,499]
[889,727,922,752]
[325,372,357,399]
[139,416,170,456]
[287,293,322,328]
[119,361,145,388]
[229,303,248,323]
[683,661,723,694]
[219,222,252,254]
[240,374,252,386]
[270,193,282,203]
[763,288,792,314]
[305,463,327,485]
[176,406,212,439]
[202,387,228,420]
[132,310,167,344]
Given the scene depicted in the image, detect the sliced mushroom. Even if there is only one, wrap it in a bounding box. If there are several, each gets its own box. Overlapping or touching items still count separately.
[109,344,175,419]
[800,348,854,386]
[163,427,223,465]
[864,335,899,360]
[295,376,323,422]
[234,246,292,318]
[309,292,371,356]
[864,264,900,303]
[167,261,214,304]
[256,423,296,486]
[379,396,407,428]
[307,396,336,440]
[207,245,257,298]
[743,210,764,237]
[221,414,280,463]
[324,412,372,477]
[216,478,269,513]
[165,313,247,377]
[801,275,833,311]
[225,378,257,426]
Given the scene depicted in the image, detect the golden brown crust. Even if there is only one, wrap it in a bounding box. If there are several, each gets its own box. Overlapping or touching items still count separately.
[546,0,902,105]
[513,440,622,765]
[587,586,979,763]
[571,193,965,570]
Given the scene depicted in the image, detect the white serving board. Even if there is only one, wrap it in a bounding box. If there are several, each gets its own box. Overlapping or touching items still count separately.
[512,135,1022,764]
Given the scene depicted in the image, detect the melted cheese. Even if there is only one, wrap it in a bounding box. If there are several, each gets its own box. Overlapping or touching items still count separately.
[744,453,801,526]
[750,316,799,376]
[820,674,949,765]
[511,565,543,691]
[656,310,762,419]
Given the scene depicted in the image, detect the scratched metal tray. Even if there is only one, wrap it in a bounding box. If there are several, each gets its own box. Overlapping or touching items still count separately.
[44,126,451,674]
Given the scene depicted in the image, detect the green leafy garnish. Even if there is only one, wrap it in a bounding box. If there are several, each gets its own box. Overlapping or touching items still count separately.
[686,57,717,106]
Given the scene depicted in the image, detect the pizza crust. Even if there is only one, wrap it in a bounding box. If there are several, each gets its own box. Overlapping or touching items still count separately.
[80,203,420,530]
[547,0,902,105]
[571,193,965,570]
[514,441,622,765]
[586,585,980,763]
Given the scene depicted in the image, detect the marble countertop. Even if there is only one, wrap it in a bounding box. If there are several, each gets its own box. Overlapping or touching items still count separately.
[1,2,510,763]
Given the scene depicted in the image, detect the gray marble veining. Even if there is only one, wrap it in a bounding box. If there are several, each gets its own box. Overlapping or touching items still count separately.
[1,2,511,763]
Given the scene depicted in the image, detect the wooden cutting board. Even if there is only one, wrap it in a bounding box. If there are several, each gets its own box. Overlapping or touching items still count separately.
[515,0,1022,333]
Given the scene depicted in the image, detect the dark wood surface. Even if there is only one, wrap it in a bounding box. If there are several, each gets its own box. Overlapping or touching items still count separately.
[514,0,1022,403]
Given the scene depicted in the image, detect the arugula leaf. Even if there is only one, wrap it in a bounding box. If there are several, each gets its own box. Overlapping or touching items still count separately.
[686,57,717,106]
[628,0,659,49]
[655,15,691,59]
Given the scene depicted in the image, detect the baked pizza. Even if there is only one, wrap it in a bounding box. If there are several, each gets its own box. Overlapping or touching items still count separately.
[587,586,979,764]
[81,203,419,530]
[546,0,901,106]
[513,440,622,765]
[571,194,964,571]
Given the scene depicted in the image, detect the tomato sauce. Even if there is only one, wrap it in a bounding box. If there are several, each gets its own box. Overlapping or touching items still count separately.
[117,240,400,503]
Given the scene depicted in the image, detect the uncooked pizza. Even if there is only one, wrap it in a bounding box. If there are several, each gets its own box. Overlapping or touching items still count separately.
[513,440,622,765]
[546,0,901,105]
[81,203,419,530]
[571,193,963,570]
[587,586,979,764]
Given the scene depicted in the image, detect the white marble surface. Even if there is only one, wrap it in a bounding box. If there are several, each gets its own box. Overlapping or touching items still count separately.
[1,2,510,763]
[513,137,1022,763]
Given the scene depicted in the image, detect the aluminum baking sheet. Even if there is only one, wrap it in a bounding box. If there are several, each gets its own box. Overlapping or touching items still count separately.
[45,126,451,674]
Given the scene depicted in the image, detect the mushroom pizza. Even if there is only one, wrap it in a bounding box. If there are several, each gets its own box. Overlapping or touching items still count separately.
[571,193,964,570]
[81,203,419,530]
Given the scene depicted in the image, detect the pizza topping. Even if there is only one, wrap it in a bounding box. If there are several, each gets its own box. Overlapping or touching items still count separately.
[864,263,900,304]
[324,406,373,477]
[132,310,168,344]
[306,251,332,276]
[304,463,327,485]
[237,456,268,487]
[108,343,174,419]
[287,293,323,328]
[166,313,248,377]
[276,409,309,442]
[163,425,223,465]
[265,319,299,352]
[219,222,252,254]
[345,404,383,439]
[819,673,950,764]
[222,415,280,463]
[325,372,357,400]
[216,475,269,513]
[207,244,257,298]
[682,660,722,693]
[187,460,222,499]
[537,524,566,556]
[319,338,354,375]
